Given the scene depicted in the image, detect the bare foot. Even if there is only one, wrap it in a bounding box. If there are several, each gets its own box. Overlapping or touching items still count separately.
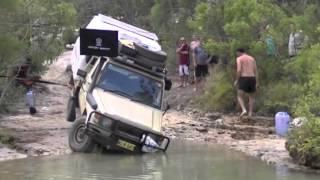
[240,111,247,117]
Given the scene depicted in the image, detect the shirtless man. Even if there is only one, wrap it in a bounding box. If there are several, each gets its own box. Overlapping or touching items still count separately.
[234,48,259,117]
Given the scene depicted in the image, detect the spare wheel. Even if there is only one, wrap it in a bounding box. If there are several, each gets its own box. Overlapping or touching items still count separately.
[134,43,167,63]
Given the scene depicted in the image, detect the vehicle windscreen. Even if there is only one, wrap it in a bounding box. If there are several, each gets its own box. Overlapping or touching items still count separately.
[96,64,163,109]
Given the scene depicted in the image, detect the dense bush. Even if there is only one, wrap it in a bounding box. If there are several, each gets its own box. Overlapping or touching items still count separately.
[199,66,236,112]
[284,45,320,169]
[286,117,320,169]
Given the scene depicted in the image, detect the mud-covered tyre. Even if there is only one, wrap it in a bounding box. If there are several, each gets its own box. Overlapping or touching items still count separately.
[69,117,95,153]
[66,97,76,122]
[134,43,167,63]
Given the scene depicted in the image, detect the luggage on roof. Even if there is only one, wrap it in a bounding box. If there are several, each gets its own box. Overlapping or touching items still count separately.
[71,14,167,80]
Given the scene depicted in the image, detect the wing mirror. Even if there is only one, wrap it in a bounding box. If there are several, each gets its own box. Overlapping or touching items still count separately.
[165,78,172,91]
[77,69,87,78]
[86,93,98,110]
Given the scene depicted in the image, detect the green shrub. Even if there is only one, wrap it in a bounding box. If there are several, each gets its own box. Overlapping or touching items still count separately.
[285,45,320,169]
[0,131,15,145]
[63,28,77,45]
[0,80,25,113]
[199,66,236,112]
[260,82,303,114]
[286,118,320,169]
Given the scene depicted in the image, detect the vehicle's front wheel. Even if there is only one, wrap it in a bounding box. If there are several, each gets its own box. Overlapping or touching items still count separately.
[68,117,95,153]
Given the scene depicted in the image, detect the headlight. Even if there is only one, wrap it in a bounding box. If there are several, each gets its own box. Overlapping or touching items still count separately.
[92,113,102,124]
[100,118,113,129]
[92,113,113,129]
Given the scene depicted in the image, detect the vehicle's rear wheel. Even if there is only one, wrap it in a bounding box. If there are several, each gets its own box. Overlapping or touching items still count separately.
[66,97,76,122]
[69,117,95,153]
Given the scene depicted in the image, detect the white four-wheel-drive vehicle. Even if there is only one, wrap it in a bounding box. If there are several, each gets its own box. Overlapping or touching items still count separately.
[66,14,172,153]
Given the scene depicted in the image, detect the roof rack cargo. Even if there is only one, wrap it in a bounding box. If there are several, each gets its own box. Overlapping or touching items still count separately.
[71,14,166,81]
[113,55,167,78]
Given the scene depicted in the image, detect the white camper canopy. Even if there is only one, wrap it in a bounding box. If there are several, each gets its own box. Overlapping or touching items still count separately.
[71,14,162,80]
[86,14,162,51]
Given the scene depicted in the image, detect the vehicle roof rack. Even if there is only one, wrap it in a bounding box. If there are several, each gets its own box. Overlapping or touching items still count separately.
[112,55,167,78]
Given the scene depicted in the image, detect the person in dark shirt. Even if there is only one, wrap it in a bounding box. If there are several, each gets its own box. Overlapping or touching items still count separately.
[176,37,190,87]
[10,57,38,115]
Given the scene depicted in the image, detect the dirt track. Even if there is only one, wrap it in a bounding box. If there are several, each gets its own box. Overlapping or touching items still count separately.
[0,51,319,173]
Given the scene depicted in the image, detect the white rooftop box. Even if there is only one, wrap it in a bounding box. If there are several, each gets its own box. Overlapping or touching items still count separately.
[71,14,162,80]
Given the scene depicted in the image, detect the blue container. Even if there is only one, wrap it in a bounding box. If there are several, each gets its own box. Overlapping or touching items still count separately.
[275,112,291,136]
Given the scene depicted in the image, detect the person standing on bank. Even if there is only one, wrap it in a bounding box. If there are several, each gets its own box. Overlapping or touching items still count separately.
[176,37,190,87]
[190,36,200,84]
[234,48,259,117]
[193,41,209,91]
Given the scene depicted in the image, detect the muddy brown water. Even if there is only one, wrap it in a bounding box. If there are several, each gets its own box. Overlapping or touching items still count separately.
[0,142,319,180]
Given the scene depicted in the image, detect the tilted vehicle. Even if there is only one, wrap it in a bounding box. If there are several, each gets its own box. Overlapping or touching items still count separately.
[66,14,172,153]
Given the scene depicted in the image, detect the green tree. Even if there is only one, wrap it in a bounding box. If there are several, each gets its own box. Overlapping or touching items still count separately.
[187,0,320,114]
[150,0,199,70]
[0,0,77,108]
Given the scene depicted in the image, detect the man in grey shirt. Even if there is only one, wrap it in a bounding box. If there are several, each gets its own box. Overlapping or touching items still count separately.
[193,43,209,91]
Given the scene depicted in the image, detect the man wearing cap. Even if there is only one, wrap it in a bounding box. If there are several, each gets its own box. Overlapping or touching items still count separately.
[176,37,190,87]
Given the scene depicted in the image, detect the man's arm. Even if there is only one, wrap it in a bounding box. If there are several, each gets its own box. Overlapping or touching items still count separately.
[180,50,189,55]
[176,46,181,53]
[236,58,241,81]
[177,44,188,54]
[234,58,241,86]
[192,49,197,67]
[254,60,259,88]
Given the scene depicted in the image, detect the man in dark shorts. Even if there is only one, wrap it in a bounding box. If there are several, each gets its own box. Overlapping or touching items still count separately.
[234,48,259,117]
[193,43,209,91]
